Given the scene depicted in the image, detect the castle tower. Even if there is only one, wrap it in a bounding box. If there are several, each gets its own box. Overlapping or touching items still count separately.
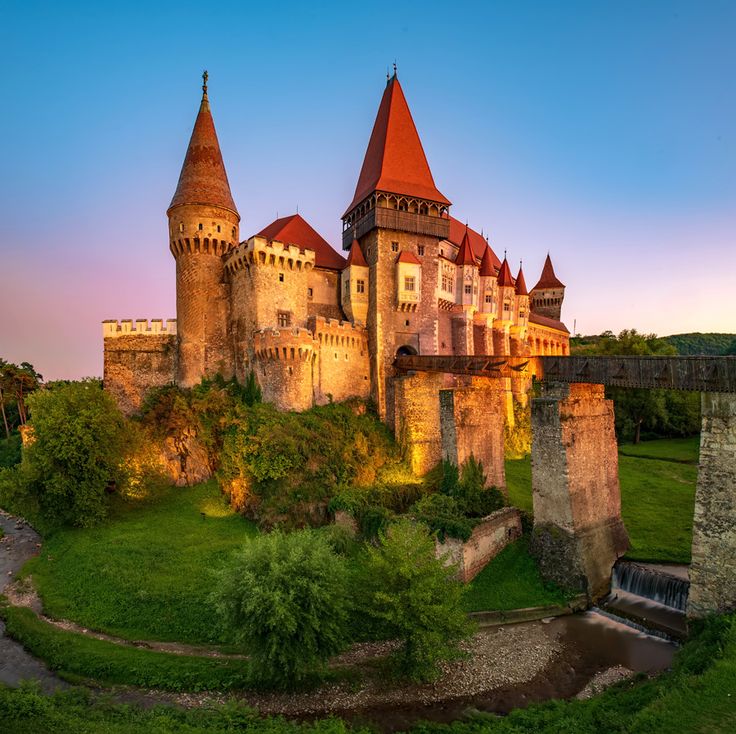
[341,239,369,324]
[493,255,515,355]
[530,253,565,321]
[168,72,239,386]
[342,70,451,422]
[510,263,530,355]
[452,226,478,354]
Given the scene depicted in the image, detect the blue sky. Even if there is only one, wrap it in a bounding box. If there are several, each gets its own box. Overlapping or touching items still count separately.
[2,0,735,378]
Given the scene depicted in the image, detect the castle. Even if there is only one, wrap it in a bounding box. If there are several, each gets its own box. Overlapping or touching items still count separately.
[103,71,569,423]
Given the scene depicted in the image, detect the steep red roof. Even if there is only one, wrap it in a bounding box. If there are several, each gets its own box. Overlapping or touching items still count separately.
[479,246,497,276]
[532,254,565,290]
[396,251,422,264]
[515,265,528,296]
[529,312,569,333]
[497,257,515,287]
[344,75,450,215]
[448,217,501,269]
[345,239,368,268]
[455,226,477,266]
[169,84,238,216]
[255,214,346,270]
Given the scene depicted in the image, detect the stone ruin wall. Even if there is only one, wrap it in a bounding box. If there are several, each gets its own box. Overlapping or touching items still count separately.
[102,319,177,416]
[436,507,523,582]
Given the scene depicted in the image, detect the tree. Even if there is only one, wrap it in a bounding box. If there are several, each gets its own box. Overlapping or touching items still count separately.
[211,530,350,689]
[356,519,473,681]
[0,360,42,437]
[22,380,128,527]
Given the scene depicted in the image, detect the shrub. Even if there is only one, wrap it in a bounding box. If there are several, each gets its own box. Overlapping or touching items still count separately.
[211,530,350,688]
[411,493,473,542]
[355,519,474,681]
[7,381,129,528]
[433,457,505,520]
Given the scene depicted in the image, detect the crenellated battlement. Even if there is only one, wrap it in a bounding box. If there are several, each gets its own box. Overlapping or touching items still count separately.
[103,319,177,338]
[254,328,317,362]
[225,235,316,275]
[308,316,368,351]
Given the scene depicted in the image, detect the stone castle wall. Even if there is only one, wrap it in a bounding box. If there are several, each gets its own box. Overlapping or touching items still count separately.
[309,317,370,404]
[102,319,177,415]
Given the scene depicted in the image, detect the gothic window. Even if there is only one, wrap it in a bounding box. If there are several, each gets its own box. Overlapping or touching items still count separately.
[441,274,453,292]
[391,241,399,252]
[485,294,492,304]
[404,276,416,292]
[417,245,425,256]
[464,284,472,295]
[356,279,365,293]
[277,311,290,328]
[504,302,511,312]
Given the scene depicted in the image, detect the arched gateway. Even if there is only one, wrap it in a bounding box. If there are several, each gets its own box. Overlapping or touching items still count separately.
[393,354,736,618]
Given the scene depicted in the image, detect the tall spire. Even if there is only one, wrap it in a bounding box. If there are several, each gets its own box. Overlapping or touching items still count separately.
[515,262,528,296]
[479,244,496,276]
[344,75,450,216]
[455,225,476,266]
[532,253,565,290]
[497,255,514,287]
[168,72,238,216]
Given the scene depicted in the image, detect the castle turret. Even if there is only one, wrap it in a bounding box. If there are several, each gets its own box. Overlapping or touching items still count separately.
[510,262,530,355]
[342,70,451,421]
[341,239,369,324]
[530,253,565,321]
[168,71,239,386]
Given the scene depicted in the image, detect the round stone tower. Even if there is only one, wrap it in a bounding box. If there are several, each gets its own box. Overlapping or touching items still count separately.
[168,72,240,386]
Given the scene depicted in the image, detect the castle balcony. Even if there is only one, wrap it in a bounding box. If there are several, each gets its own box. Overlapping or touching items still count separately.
[342,206,450,248]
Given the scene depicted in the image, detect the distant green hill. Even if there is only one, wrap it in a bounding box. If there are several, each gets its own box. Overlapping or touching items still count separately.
[663,333,736,356]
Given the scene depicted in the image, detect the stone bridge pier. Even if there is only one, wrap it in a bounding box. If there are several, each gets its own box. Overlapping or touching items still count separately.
[688,393,736,618]
[394,372,507,490]
[530,382,629,600]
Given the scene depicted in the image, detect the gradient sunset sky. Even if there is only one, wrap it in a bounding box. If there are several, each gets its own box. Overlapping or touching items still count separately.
[2,0,734,380]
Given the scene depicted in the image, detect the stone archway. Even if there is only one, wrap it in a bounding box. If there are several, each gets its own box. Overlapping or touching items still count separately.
[396,344,418,357]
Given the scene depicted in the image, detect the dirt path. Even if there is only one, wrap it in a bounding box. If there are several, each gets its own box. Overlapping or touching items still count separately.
[0,510,66,692]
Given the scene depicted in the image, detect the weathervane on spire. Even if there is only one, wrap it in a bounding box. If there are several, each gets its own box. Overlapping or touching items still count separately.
[393,61,397,76]
[202,70,208,94]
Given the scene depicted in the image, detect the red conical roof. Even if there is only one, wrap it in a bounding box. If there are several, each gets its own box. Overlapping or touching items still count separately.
[256,213,346,270]
[344,75,450,216]
[479,245,497,276]
[448,217,501,269]
[497,256,515,287]
[532,254,565,290]
[169,82,238,216]
[345,238,368,268]
[455,226,477,266]
[515,264,528,296]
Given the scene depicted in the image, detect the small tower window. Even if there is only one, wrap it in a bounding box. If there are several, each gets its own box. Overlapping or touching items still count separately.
[198,223,203,231]
[231,227,236,238]
[279,273,284,282]
[179,222,184,233]
[307,287,313,299]
[217,225,221,233]
[356,279,365,293]
[417,245,425,256]
[464,285,472,295]
[391,241,399,253]
[277,311,291,328]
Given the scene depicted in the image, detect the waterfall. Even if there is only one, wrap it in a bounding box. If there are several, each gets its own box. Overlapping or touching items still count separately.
[612,561,690,612]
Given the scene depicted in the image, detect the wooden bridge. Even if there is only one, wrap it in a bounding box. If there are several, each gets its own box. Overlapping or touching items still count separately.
[394,354,736,393]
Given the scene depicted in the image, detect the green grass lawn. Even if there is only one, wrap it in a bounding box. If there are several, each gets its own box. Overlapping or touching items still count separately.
[463,537,569,612]
[618,435,700,463]
[505,437,697,564]
[24,481,257,646]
